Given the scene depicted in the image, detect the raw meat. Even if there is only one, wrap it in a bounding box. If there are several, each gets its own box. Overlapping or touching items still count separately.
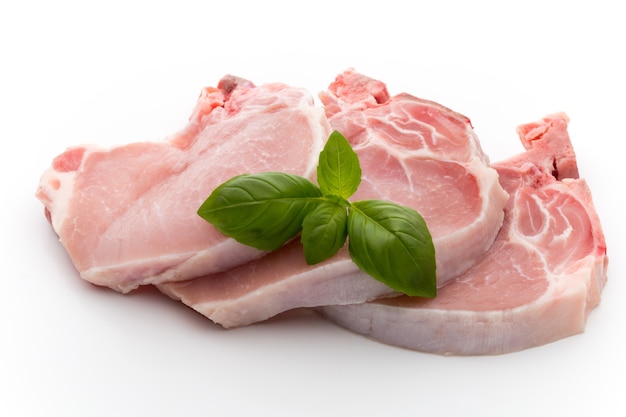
[321,70,507,283]
[319,113,608,355]
[36,76,331,292]
[158,70,509,328]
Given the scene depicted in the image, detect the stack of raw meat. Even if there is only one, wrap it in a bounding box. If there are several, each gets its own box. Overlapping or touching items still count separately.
[36,70,608,355]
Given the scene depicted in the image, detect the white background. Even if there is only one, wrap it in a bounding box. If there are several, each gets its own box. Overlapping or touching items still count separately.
[2,1,624,416]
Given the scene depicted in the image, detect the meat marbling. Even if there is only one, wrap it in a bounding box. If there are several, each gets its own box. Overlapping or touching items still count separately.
[158,70,509,328]
[36,76,331,292]
[319,113,608,355]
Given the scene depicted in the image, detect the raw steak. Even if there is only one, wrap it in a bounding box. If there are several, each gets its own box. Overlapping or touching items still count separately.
[319,113,608,355]
[36,76,330,292]
[158,70,509,328]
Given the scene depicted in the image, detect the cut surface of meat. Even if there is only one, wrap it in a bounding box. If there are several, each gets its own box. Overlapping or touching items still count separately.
[158,70,509,328]
[36,76,331,292]
[319,113,608,355]
[320,70,507,282]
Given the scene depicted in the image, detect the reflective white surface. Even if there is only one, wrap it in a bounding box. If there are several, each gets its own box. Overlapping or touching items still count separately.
[2,1,624,416]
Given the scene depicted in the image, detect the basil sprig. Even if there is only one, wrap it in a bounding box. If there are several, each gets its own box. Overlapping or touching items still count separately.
[198,131,436,297]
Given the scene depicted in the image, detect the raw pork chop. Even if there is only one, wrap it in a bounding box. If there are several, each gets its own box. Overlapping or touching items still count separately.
[320,113,608,355]
[158,70,509,328]
[36,76,330,292]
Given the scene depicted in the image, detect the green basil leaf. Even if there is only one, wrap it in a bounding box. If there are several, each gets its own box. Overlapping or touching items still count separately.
[301,198,348,264]
[347,200,436,297]
[317,130,361,199]
[198,172,323,251]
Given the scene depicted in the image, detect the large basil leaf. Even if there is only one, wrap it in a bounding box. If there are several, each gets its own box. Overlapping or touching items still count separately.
[197,172,323,251]
[348,200,436,297]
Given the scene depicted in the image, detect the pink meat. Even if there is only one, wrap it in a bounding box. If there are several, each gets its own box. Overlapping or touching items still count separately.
[319,114,608,355]
[158,70,509,328]
[36,76,331,292]
[321,70,506,282]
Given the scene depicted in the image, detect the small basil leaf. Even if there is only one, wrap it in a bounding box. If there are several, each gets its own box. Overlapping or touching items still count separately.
[301,198,348,264]
[198,172,323,251]
[347,200,436,297]
[317,131,361,199]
